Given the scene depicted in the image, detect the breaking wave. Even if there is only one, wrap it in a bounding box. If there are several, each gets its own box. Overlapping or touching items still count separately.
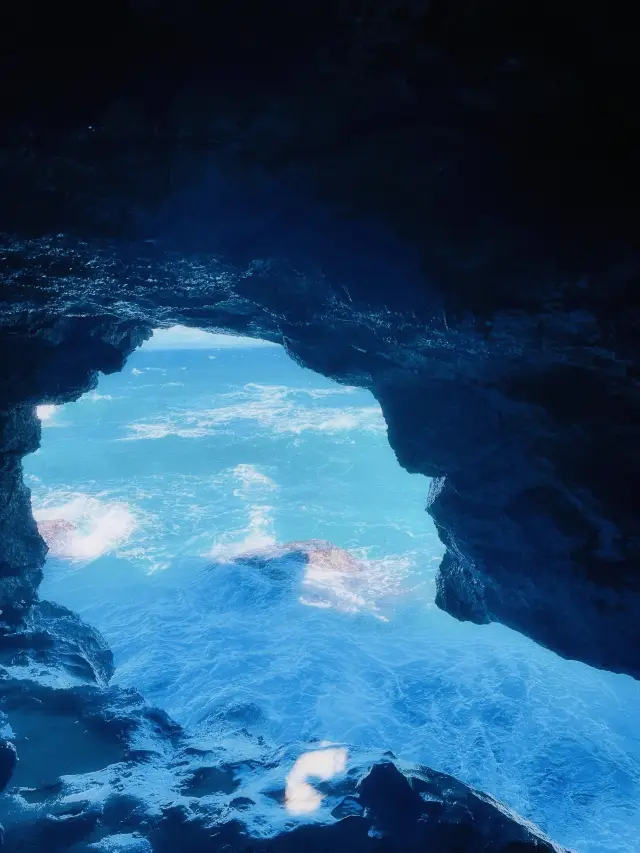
[25,343,640,853]
[35,404,59,424]
[34,493,137,561]
[122,383,384,440]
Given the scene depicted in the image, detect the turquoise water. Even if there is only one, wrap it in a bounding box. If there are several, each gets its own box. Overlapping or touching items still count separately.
[26,335,640,852]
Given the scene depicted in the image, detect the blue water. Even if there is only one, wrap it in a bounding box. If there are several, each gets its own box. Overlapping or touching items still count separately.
[26,337,640,852]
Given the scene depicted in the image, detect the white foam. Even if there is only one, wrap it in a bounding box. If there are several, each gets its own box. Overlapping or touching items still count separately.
[285,747,348,815]
[209,504,277,560]
[36,404,58,423]
[122,383,385,440]
[302,386,357,399]
[298,547,414,620]
[34,494,137,562]
[85,391,113,402]
[132,366,166,375]
[123,422,210,440]
[232,464,278,491]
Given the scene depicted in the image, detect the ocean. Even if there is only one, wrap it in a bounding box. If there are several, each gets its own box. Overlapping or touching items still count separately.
[26,332,640,852]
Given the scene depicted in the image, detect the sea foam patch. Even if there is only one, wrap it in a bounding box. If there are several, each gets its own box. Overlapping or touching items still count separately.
[122,383,384,440]
[36,404,59,424]
[26,341,640,853]
[210,465,279,559]
[34,493,137,561]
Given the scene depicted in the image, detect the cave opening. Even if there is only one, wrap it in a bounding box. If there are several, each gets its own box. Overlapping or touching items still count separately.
[10,327,640,852]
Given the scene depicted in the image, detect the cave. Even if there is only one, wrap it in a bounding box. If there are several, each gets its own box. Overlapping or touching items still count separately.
[7,324,636,853]
[1,1,640,851]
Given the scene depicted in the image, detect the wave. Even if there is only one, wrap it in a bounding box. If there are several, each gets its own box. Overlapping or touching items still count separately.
[123,421,211,440]
[209,504,277,560]
[34,493,137,561]
[122,383,384,440]
[35,404,58,424]
[85,391,113,402]
[298,546,419,619]
[300,386,357,399]
[207,464,279,559]
[232,463,278,493]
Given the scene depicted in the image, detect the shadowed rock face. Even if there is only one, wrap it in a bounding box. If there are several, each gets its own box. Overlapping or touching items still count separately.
[0,0,639,681]
[0,605,567,852]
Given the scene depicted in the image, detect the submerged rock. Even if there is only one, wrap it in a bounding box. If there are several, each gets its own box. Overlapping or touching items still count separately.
[285,540,364,575]
[0,635,567,853]
[37,519,76,556]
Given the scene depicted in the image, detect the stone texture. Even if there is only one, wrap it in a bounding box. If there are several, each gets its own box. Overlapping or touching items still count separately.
[0,600,115,685]
[0,0,639,678]
[0,611,566,852]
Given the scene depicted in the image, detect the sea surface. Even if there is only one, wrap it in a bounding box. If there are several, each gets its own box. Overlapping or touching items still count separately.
[26,333,640,852]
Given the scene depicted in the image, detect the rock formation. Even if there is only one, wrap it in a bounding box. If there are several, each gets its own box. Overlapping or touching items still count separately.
[37,520,77,557]
[0,605,568,852]
[1,1,639,848]
[286,541,365,575]
[1,0,638,678]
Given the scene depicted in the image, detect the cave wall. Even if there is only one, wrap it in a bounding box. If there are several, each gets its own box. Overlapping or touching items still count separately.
[1,0,639,677]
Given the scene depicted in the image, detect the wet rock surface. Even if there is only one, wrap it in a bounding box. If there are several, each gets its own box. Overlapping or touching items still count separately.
[0,596,566,851]
[0,2,639,850]
[1,0,639,678]
[0,600,115,686]
[0,740,17,793]
[0,688,566,853]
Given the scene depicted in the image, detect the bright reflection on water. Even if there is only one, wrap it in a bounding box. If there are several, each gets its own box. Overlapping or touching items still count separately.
[26,331,640,853]
[285,747,349,814]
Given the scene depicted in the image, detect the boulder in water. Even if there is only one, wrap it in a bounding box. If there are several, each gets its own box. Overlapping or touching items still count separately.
[284,540,364,575]
[37,519,76,556]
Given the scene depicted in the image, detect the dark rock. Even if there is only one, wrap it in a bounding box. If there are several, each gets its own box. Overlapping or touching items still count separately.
[0,406,46,624]
[0,680,182,791]
[24,808,102,853]
[0,679,566,853]
[330,796,364,820]
[101,796,149,834]
[358,761,424,828]
[0,4,637,850]
[0,739,17,792]
[0,0,639,674]
[230,797,256,811]
[0,600,114,685]
[352,762,561,852]
[181,765,239,797]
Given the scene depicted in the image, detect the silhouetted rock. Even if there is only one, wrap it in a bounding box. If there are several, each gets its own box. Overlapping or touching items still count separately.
[0,600,114,685]
[0,669,566,853]
[1,0,639,672]
[36,520,76,556]
[0,739,17,792]
[356,762,561,852]
[0,3,638,849]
